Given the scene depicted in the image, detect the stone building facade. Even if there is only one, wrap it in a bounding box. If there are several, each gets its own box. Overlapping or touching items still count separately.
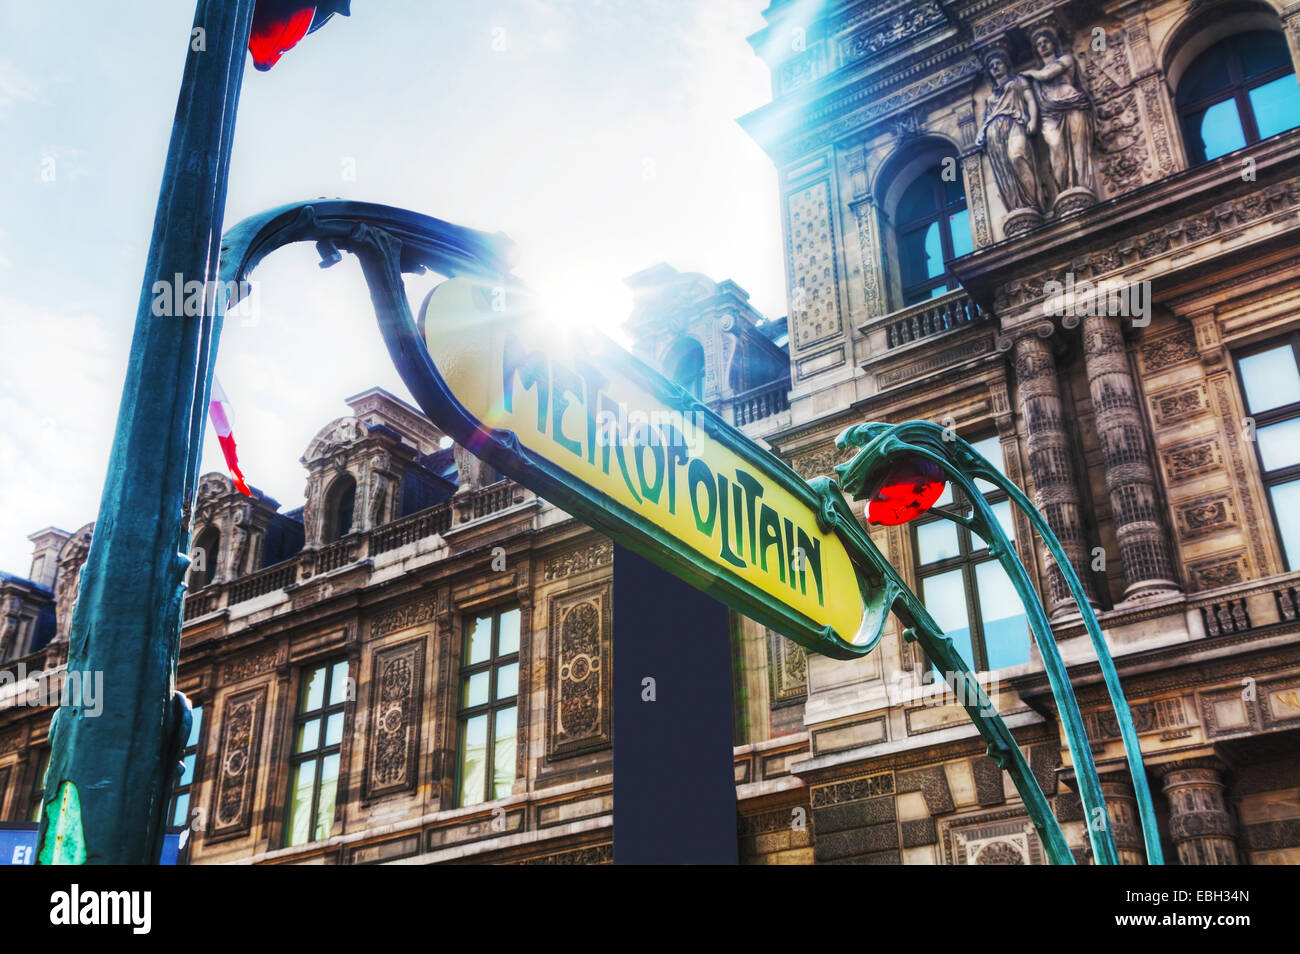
[2,0,1299,865]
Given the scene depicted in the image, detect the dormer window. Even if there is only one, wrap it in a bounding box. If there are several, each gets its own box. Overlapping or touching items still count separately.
[323,475,356,542]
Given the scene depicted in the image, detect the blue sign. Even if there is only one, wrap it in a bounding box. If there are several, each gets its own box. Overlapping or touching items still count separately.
[0,824,180,865]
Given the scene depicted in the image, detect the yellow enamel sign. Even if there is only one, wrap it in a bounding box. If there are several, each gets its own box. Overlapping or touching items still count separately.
[420,278,868,652]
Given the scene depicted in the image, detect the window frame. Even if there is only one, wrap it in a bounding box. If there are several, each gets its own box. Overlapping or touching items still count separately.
[1176,29,1299,165]
[910,435,1026,675]
[455,605,521,808]
[894,164,969,307]
[167,701,204,860]
[284,659,349,848]
[1234,334,1300,571]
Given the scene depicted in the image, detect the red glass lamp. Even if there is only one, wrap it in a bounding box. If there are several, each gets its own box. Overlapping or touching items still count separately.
[863,454,946,526]
[249,0,350,71]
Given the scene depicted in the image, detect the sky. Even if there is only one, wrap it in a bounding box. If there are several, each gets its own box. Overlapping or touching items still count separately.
[0,0,788,576]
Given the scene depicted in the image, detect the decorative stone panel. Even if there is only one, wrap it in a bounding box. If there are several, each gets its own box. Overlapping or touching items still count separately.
[546,583,613,760]
[786,179,843,353]
[210,685,267,841]
[364,637,425,799]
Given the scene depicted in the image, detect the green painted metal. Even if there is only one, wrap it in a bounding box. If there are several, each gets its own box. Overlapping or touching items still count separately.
[218,199,1162,865]
[832,422,1162,865]
[38,0,255,864]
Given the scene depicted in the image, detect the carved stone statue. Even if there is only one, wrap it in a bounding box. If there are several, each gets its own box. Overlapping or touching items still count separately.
[1022,25,1098,214]
[977,48,1044,236]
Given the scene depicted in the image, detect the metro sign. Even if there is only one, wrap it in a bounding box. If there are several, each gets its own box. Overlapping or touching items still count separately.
[418,278,880,660]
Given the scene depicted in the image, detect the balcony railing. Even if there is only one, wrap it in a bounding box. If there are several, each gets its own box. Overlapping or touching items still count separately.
[178,488,526,621]
[370,502,452,555]
[871,289,985,350]
[732,382,790,427]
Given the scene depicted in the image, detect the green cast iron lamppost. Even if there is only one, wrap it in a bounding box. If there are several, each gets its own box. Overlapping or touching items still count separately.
[38,0,349,865]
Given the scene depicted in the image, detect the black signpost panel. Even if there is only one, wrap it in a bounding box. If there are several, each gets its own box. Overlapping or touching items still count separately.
[613,545,738,864]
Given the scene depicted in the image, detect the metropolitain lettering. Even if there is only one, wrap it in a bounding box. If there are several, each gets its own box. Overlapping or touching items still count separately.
[502,330,825,606]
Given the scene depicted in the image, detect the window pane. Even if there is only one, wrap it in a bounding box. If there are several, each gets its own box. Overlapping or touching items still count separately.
[300,665,326,712]
[1237,31,1293,79]
[187,706,203,748]
[287,760,317,847]
[897,170,940,222]
[324,711,344,747]
[493,707,517,800]
[948,208,973,258]
[496,661,519,700]
[976,561,1030,670]
[969,435,1004,493]
[462,671,490,708]
[465,616,492,665]
[179,753,195,787]
[1270,480,1300,570]
[991,499,1016,543]
[1258,419,1300,472]
[933,483,954,508]
[1249,73,1300,140]
[921,568,974,671]
[328,661,350,705]
[916,519,960,564]
[1184,98,1247,163]
[459,715,488,807]
[498,608,521,655]
[172,792,190,829]
[315,753,340,842]
[295,718,320,754]
[1239,345,1300,412]
[1178,42,1233,103]
[900,221,945,286]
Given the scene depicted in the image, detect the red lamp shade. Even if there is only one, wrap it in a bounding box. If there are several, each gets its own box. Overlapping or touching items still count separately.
[864,455,946,526]
[249,1,317,71]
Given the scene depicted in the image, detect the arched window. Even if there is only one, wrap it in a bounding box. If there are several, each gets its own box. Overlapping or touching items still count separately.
[1176,29,1300,165]
[665,338,705,400]
[894,163,972,307]
[323,475,356,542]
[189,526,220,589]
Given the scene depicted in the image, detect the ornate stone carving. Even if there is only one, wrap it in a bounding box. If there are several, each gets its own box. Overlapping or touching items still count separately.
[371,598,437,638]
[1187,555,1247,591]
[1173,494,1238,541]
[852,199,888,315]
[838,1,944,65]
[211,685,266,840]
[767,629,807,705]
[786,445,852,481]
[786,180,843,352]
[1139,327,1198,373]
[1022,23,1098,214]
[542,541,613,582]
[53,525,92,643]
[365,638,425,798]
[977,46,1045,235]
[1162,436,1222,484]
[222,645,286,684]
[1151,383,1209,425]
[546,583,612,760]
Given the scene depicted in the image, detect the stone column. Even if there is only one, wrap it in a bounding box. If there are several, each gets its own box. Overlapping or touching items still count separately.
[1012,328,1100,615]
[1081,315,1180,601]
[1159,759,1239,865]
[1100,773,1146,865]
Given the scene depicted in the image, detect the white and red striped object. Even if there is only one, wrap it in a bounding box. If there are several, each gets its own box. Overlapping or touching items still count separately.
[208,377,252,496]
